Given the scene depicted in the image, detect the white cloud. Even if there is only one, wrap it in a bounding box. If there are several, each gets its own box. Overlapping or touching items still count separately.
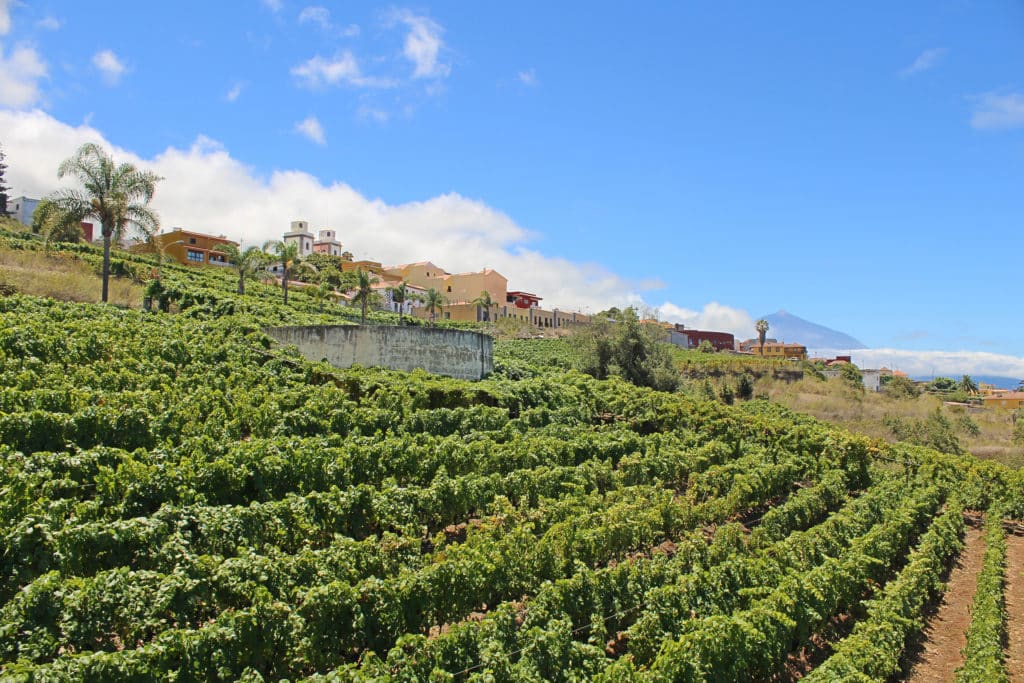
[294,115,326,145]
[0,43,47,108]
[813,347,1024,379]
[36,16,61,31]
[92,49,126,85]
[261,0,282,12]
[291,51,395,89]
[298,5,330,29]
[970,92,1024,130]
[225,81,244,102]
[340,23,360,38]
[0,0,10,35]
[658,301,756,340]
[518,69,538,86]
[0,108,686,316]
[899,48,946,78]
[391,10,449,79]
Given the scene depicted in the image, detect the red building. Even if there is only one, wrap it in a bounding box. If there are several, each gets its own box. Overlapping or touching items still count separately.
[676,325,735,351]
[80,222,94,242]
[507,291,542,309]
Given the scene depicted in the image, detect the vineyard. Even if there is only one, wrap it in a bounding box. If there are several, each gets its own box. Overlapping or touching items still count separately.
[1,235,1024,680]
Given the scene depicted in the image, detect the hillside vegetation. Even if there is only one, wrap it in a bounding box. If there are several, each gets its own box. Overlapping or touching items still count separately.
[0,228,1022,680]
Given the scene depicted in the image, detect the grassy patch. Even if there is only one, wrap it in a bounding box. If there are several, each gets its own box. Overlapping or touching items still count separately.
[0,246,143,308]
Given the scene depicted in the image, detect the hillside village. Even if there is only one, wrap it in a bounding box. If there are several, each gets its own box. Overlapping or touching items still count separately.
[7,193,1024,411]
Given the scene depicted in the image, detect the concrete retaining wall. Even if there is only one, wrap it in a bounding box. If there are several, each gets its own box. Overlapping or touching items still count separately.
[263,325,493,381]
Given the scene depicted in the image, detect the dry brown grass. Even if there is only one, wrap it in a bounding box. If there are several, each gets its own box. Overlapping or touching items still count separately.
[761,375,1024,468]
[0,247,143,308]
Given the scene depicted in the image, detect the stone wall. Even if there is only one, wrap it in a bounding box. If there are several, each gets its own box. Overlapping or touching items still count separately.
[262,325,493,381]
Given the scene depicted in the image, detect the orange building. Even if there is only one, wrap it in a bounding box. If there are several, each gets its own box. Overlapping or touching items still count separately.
[982,392,1024,410]
[133,228,238,267]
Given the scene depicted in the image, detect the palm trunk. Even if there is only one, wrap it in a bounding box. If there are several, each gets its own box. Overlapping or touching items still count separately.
[282,271,289,304]
[238,274,245,295]
[101,233,112,303]
[361,299,367,324]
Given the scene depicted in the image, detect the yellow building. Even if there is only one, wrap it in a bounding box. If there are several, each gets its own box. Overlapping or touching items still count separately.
[133,228,238,267]
[982,392,1024,410]
[750,342,808,360]
[384,262,508,304]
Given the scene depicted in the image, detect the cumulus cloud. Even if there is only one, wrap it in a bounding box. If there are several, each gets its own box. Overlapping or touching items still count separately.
[518,69,538,86]
[0,108,689,316]
[294,115,326,145]
[812,347,1024,379]
[0,43,47,108]
[658,301,756,340]
[970,92,1024,130]
[298,5,330,29]
[391,10,449,79]
[224,81,244,102]
[0,0,10,35]
[899,48,946,78]
[36,16,61,31]
[92,49,126,85]
[291,51,395,89]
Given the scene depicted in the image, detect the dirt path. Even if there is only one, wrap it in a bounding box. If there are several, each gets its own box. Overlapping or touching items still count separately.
[1006,533,1024,682]
[903,526,986,682]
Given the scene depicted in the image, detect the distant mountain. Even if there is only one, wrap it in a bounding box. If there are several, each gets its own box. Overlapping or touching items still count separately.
[759,310,867,350]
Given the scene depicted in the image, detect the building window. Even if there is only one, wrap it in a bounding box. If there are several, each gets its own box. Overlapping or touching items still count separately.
[189,238,197,244]
[187,250,204,263]
[444,312,450,319]
[446,286,452,292]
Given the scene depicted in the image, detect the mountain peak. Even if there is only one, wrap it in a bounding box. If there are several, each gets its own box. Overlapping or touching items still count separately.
[758,311,867,350]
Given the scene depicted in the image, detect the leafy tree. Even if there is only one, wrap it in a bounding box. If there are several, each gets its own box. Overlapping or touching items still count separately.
[956,413,981,436]
[0,143,9,216]
[926,377,957,393]
[839,363,863,391]
[735,374,754,401]
[719,383,735,405]
[472,290,496,322]
[214,243,270,295]
[575,306,679,391]
[424,288,445,325]
[262,240,315,304]
[755,318,769,355]
[883,375,920,400]
[48,143,162,302]
[351,269,377,324]
[697,339,715,353]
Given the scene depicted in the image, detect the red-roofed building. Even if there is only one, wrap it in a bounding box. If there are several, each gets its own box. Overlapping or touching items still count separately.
[507,291,542,309]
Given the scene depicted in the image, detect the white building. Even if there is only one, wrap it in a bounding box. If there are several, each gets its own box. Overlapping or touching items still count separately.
[283,220,314,256]
[10,196,40,226]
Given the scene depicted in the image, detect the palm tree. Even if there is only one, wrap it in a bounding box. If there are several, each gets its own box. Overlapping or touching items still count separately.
[351,269,376,324]
[390,281,410,323]
[309,282,333,313]
[958,375,978,395]
[215,243,270,295]
[755,319,770,356]
[472,290,496,322]
[48,143,162,302]
[424,288,445,326]
[32,198,84,247]
[262,240,307,304]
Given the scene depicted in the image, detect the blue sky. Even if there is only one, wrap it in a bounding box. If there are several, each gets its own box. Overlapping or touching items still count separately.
[2,1,1024,374]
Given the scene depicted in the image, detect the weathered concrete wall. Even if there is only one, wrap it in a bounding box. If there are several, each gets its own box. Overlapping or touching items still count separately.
[263,325,493,380]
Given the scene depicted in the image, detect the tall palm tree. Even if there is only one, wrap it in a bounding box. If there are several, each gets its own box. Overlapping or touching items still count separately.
[309,282,333,313]
[755,319,770,356]
[958,375,978,395]
[262,240,303,304]
[351,269,376,324]
[424,288,445,326]
[390,281,410,323]
[215,243,270,295]
[472,290,496,322]
[49,143,162,302]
